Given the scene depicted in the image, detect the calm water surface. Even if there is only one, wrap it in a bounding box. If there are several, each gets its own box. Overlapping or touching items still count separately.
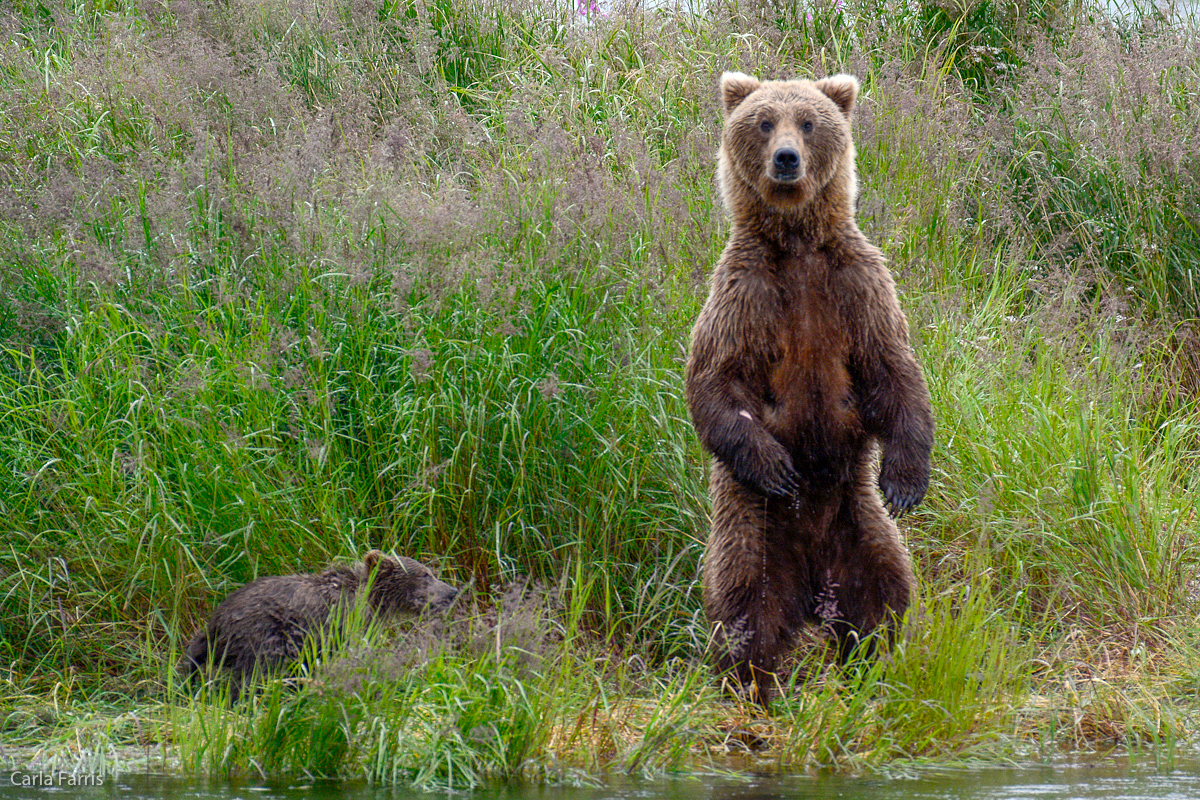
[5,760,1200,800]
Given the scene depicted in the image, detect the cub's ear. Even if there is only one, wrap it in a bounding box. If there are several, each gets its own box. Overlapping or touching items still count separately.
[814,73,859,115]
[364,549,389,574]
[721,71,761,115]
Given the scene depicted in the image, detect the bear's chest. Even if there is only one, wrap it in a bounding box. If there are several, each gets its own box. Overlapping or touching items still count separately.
[763,266,861,469]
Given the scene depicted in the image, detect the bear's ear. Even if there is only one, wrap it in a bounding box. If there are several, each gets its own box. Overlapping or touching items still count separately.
[814,73,859,116]
[364,549,388,575]
[721,71,761,116]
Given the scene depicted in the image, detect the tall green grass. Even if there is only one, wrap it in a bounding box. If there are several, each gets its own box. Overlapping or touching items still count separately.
[2,0,1200,781]
[168,574,714,788]
[767,572,1033,766]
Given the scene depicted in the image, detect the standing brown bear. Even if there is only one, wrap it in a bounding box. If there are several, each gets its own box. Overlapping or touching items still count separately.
[177,550,457,700]
[686,72,934,704]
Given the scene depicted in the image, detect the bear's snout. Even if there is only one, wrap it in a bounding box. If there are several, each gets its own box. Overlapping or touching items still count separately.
[772,146,801,181]
[429,582,458,611]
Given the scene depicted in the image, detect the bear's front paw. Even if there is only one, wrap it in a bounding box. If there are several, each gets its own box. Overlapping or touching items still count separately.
[879,455,928,518]
[732,442,800,498]
[761,459,801,499]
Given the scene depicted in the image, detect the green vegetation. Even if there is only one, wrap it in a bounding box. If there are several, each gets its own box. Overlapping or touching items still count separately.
[2,0,1200,788]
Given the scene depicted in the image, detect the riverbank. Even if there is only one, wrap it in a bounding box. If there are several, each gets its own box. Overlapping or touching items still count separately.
[2,578,1196,787]
[3,0,1200,787]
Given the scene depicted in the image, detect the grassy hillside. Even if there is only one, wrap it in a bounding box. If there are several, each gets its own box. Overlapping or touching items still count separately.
[2,0,1199,786]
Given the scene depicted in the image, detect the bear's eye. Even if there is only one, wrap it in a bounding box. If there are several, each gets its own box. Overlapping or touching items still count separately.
[759,119,773,133]
[801,120,814,133]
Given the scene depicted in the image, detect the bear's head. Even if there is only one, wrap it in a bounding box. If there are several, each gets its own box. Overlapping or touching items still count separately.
[363,550,458,616]
[717,72,860,227]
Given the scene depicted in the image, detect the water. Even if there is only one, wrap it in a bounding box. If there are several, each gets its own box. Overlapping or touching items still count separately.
[5,761,1200,800]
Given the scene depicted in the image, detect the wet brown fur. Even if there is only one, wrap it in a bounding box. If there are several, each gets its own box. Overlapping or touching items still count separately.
[177,550,457,699]
[686,73,935,705]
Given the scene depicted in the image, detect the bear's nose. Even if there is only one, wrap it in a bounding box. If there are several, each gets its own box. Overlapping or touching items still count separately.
[773,147,800,175]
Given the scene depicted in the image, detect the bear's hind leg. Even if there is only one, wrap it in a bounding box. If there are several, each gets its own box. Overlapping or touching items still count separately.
[822,496,914,665]
[703,475,808,705]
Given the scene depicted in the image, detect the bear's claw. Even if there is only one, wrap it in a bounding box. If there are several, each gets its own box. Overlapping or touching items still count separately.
[881,479,925,518]
[751,454,800,498]
[879,450,929,518]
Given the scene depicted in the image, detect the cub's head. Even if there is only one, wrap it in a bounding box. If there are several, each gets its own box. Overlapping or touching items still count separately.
[717,72,859,218]
[363,550,458,616]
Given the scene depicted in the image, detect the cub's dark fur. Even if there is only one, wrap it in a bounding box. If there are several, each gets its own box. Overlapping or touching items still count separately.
[177,550,457,699]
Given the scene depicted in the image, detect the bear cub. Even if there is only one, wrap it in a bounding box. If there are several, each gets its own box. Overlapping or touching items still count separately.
[177,550,457,699]
[686,72,935,705]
